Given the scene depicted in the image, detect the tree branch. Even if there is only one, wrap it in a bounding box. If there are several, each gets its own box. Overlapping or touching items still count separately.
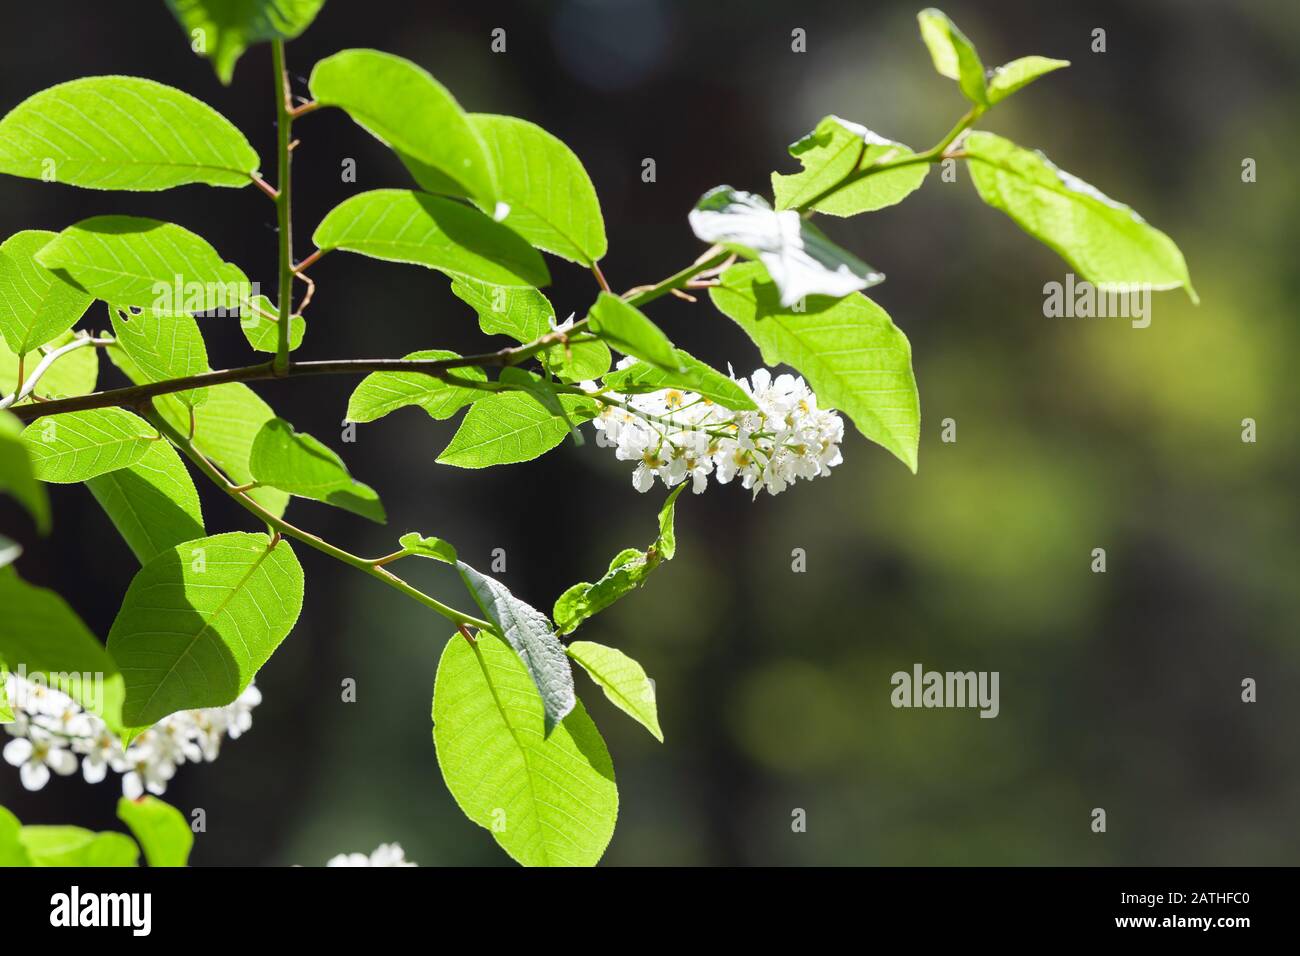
[272,39,295,376]
[145,404,493,632]
[7,324,597,424]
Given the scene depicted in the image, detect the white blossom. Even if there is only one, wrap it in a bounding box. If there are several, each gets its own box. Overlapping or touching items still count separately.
[1,671,261,796]
[688,186,883,306]
[326,843,417,867]
[587,360,844,498]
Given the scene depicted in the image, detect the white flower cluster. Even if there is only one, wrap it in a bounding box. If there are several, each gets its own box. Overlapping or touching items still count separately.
[326,843,417,867]
[2,673,260,798]
[588,361,845,497]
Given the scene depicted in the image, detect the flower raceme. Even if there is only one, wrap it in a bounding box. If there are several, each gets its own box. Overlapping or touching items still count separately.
[2,672,260,798]
[587,361,845,498]
[326,843,417,867]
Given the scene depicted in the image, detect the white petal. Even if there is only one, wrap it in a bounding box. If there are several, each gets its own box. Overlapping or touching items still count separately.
[19,760,49,791]
[3,737,33,765]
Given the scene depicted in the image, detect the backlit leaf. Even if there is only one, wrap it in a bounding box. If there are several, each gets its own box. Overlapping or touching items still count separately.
[165,0,326,84]
[710,262,920,472]
[437,390,596,468]
[22,407,156,483]
[309,49,495,202]
[116,795,193,867]
[249,417,385,523]
[0,230,93,354]
[0,566,127,732]
[917,8,988,105]
[346,350,486,424]
[588,292,682,371]
[964,131,1196,299]
[0,76,259,190]
[36,217,249,314]
[772,116,929,216]
[0,411,49,532]
[107,532,304,728]
[239,294,305,354]
[86,439,205,564]
[567,641,663,742]
[433,633,617,867]
[313,189,548,288]
[470,113,607,265]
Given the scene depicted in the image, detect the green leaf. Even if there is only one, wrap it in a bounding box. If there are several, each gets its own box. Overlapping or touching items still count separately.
[345,349,485,424]
[313,189,548,289]
[0,329,99,400]
[116,796,193,867]
[588,292,682,371]
[249,418,384,523]
[567,641,662,742]
[772,116,929,216]
[603,349,757,410]
[655,480,684,561]
[110,308,210,409]
[309,49,495,202]
[165,0,326,84]
[690,186,884,307]
[0,76,259,190]
[709,262,920,472]
[553,485,684,635]
[0,806,30,866]
[86,439,205,565]
[987,56,1070,104]
[107,532,304,729]
[0,566,127,732]
[432,633,617,866]
[108,344,289,517]
[437,390,596,468]
[469,113,607,265]
[964,131,1196,299]
[456,561,575,729]
[0,410,49,532]
[240,294,304,353]
[916,8,988,105]
[0,230,93,354]
[449,278,610,381]
[19,826,139,867]
[36,216,250,314]
[450,277,552,342]
[22,407,156,483]
[498,367,582,441]
[396,532,456,564]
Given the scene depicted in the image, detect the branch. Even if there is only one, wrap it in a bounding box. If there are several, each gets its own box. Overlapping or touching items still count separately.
[145,404,493,632]
[8,324,596,424]
[272,39,295,376]
[0,334,113,411]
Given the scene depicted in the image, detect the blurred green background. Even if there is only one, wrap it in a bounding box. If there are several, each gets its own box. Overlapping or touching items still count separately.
[2,0,1297,865]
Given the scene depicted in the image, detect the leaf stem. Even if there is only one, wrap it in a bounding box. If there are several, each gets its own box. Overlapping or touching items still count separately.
[624,251,730,309]
[145,404,493,632]
[272,39,295,377]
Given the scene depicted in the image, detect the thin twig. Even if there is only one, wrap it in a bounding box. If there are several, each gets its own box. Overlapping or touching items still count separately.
[0,335,113,410]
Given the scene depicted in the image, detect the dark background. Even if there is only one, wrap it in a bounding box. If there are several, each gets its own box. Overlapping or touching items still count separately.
[2,0,1297,865]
